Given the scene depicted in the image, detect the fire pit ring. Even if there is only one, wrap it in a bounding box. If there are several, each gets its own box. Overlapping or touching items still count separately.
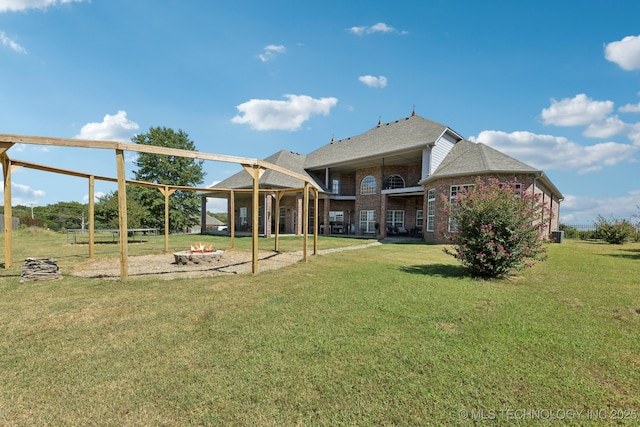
[173,249,224,265]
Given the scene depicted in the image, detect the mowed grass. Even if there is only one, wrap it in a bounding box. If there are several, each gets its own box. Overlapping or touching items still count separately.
[0,231,639,425]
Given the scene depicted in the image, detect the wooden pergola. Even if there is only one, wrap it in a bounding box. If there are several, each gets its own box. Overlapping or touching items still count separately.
[0,134,320,280]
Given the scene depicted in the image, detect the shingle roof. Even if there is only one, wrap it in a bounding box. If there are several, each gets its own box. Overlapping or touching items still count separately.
[427,139,539,179]
[420,139,563,199]
[211,150,316,190]
[304,114,454,169]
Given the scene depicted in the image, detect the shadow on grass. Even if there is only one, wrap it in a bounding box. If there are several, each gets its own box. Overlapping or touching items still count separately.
[605,248,640,260]
[400,263,468,278]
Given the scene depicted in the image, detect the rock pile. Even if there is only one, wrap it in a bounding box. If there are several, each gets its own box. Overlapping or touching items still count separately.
[21,258,62,282]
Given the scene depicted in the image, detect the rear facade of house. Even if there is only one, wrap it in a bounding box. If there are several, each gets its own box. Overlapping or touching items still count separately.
[204,111,563,243]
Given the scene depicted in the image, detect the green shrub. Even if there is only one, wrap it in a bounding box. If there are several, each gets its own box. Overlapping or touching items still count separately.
[594,215,635,244]
[443,177,549,278]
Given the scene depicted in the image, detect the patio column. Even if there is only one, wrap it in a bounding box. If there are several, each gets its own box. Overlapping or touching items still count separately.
[2,153,12,269]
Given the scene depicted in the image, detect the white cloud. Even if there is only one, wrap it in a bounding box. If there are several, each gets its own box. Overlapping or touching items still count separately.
[75,110,140,142]
[560,191,640,223]
[231,95,338,131]
[348,22,407,36]
[541,94,614,127]
[583,115,628,139]
[259,44,286,62]
[605,34,640,71]
[0,181,46,205]
[358,75,387,88]
[0,0,86,12]
[540,93,640,145]
[470,130,638,174]
[628,122,640,146]
[619,102,640,113]
[0,30,26,53]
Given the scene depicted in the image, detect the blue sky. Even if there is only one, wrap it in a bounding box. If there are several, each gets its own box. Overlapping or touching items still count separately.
[1,0,639,223]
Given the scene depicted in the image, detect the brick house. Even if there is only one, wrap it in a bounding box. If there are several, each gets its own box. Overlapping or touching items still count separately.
[203,111,563,243]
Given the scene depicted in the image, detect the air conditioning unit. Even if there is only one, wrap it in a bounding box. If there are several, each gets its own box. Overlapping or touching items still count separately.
[551,230,564,243]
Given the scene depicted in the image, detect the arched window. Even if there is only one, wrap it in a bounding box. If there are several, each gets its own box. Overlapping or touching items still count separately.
[360,175,377,195]
[386,174,405,189]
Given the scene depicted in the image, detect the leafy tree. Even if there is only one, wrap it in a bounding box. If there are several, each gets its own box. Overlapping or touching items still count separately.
[40,201,87,231]
[94,189,150,229]
[594,215,635,244]
[130,127,205,232]
[443,177,549,278]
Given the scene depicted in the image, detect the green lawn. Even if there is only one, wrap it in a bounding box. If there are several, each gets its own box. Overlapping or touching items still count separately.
[1,231,639,425]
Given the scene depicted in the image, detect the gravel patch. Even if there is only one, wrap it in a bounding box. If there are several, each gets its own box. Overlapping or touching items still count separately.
[72,242,381,280]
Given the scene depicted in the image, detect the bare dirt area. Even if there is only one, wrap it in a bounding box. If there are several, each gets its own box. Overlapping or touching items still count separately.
[72,242,381,280]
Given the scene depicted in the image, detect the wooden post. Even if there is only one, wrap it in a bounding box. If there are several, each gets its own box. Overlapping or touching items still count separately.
[116,149,128,280]
[251,166,260,274]
[303,182,309,263]
[242,165,264,274]
[274,191,284,252]
[159,186,176,252]
[313,187,319,256]
[2,154,12,269]
[229,190,235,250]
[88,175,95,258]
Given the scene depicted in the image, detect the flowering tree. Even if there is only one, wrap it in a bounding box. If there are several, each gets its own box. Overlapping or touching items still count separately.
[443,177,549,278]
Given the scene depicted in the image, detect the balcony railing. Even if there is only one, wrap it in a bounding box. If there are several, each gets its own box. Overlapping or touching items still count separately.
[329,184,356,197]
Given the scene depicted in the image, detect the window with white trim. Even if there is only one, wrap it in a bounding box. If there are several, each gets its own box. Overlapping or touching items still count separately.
[449,184,474,202]
[386,210,405,231]
[427,188,436,231]
[448,184,474,232]
[416,209,424,228]
[386,174,405,189]
[360,175,377,195]
[239,207,247,226]
[329,211,344,223]
[359,210,376,233]
[332,178,340,195]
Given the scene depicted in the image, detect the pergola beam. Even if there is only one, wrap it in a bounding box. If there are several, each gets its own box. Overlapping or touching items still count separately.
[1,134,320,190]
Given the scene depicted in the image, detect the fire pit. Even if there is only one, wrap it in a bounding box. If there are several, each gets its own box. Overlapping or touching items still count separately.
[173,243,223,265]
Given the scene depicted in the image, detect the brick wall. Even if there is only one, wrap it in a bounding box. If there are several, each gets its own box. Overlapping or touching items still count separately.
[423,173,559,244]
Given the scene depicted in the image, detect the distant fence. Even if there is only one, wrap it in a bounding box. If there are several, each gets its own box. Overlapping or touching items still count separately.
[560,222,640,240]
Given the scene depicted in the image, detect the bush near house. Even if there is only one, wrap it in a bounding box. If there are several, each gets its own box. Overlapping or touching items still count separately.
[443,177,549,278]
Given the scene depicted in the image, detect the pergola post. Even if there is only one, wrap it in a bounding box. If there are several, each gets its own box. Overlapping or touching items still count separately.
[274,191,284,252]
[159,186,176,252]
[313,187,319,256]
[88,175,95,258]
[116,149,128,280]
[229,190,235,250]
[242,164,265,274]
[251,166,260,274]
[303,182,309,263]
[2,153,12,269]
